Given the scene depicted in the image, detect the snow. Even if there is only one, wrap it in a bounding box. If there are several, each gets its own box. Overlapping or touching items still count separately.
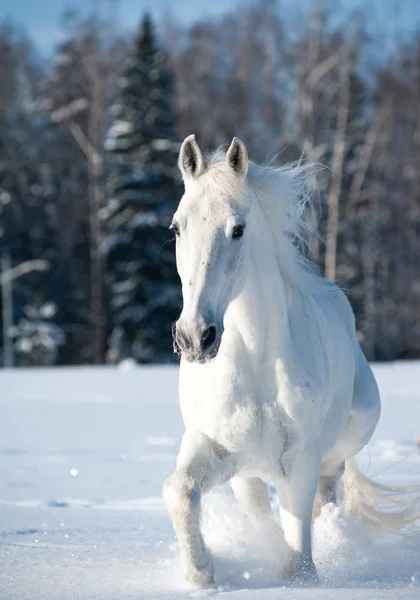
[130,212,159,229]
[107,120,134,138]
[104,120,135,151]
[151,139,181,152]
[50,98,88,123]
[1,362,420,599]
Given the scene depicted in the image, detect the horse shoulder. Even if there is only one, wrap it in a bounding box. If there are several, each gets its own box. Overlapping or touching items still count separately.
[277,286,356,430]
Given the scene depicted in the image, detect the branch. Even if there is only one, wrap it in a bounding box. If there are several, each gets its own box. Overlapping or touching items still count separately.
[308,52,341,87]
[68,122,103,169]
[0,260,49,285]
[345,105,390,217]
[307,141,328,161]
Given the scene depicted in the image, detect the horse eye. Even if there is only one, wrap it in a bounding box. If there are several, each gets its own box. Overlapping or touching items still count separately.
[232,225,245,239]
[170,222,180,237]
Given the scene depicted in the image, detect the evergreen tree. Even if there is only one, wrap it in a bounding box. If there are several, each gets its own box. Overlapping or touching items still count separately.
[104,14,181,363]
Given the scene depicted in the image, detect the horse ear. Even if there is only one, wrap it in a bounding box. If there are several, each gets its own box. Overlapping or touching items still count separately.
[178,134,204,180]
[226,137,248,177]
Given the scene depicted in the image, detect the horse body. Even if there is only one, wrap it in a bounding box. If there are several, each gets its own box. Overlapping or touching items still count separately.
[179,248,361,466]
[163,135,381,587]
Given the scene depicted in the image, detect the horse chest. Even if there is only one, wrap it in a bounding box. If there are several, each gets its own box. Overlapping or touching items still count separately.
[179,357,312,475]
[180,384,288,468]
[181,392,258,446]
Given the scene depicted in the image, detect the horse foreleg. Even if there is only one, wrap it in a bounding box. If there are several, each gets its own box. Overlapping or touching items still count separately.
[275,445,320,582]
[163,431,234,587]
[231,476,282,538]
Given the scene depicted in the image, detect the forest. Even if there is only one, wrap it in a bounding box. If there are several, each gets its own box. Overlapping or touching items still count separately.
[1,0,419,366]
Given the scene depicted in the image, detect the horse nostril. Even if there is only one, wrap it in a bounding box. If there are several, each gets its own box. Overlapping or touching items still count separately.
[201,325,217,353]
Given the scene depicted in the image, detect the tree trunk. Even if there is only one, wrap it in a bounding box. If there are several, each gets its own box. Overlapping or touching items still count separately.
[1,249,13,367]
[325,54,351,281]
[88,154,105,364]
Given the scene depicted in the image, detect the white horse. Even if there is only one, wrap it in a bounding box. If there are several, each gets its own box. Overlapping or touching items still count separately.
[163,135,414,587]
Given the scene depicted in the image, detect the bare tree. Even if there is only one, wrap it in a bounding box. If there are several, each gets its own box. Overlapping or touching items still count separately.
[324,50,351,282]
[41,13,125,362]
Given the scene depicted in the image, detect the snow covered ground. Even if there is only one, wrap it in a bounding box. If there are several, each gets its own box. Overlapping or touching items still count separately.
[1,362,420,600]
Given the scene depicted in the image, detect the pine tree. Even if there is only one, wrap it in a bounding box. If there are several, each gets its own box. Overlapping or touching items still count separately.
[104,14,181,363]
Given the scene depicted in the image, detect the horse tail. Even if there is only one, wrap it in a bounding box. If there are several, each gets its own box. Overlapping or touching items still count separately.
[341,456,420,529]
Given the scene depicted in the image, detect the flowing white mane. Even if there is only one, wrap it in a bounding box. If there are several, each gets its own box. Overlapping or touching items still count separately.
[205,149,330,294]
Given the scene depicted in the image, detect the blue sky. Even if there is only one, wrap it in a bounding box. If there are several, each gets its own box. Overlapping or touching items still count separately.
[1,0,235,52]
[2,0,420,55]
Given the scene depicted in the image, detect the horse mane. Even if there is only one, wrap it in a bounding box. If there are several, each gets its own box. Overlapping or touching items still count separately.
[206,149,332,295]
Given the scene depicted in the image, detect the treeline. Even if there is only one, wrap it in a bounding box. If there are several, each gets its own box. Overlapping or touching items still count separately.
[0,1,419,366]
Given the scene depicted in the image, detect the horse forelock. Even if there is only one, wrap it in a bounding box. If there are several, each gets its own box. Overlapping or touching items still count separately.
[182,150,247,206]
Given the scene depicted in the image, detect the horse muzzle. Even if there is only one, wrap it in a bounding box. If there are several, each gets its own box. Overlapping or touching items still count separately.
[173,319,223,363]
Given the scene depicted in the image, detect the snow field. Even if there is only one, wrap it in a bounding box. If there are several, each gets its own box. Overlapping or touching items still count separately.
[0,362,420,599]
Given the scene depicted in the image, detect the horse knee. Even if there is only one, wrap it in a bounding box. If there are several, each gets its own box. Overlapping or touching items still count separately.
[163,470,200,520]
